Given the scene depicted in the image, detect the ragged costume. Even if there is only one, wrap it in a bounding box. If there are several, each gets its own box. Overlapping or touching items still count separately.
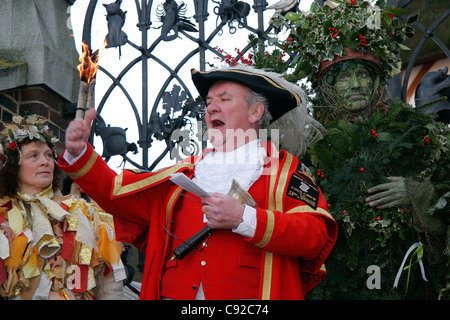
[0,184,125,300]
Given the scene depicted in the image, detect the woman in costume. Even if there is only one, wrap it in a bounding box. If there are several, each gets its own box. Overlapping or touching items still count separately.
[0,114,125,300]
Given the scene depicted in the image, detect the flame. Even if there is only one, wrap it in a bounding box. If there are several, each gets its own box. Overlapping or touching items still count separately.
[77,39,107,83]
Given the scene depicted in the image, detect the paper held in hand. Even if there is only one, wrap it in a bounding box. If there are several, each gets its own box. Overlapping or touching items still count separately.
[169,172,257,207]
[169,172,210,199]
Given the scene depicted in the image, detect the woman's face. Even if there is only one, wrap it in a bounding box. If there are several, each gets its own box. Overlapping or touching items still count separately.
[18,141,54,194]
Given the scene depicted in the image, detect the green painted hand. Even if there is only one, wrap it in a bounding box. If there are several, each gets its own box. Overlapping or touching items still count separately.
[365,177,410,209]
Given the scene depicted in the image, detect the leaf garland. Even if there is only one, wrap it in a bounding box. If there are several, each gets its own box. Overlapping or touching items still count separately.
[302,99,450,299]
[270,0,415,84]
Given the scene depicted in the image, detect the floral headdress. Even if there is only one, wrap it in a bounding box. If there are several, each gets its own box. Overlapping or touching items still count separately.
[0,115,59,163]
[271,0,416,84]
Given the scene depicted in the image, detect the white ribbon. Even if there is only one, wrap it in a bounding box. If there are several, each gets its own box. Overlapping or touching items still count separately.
[393,242,428,288]
[0,231,9,259]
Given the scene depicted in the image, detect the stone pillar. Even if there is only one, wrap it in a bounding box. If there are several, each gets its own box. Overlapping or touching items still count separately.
[0,0,80,147]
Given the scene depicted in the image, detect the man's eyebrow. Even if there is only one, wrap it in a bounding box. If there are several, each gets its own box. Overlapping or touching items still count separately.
[206,90,230,100]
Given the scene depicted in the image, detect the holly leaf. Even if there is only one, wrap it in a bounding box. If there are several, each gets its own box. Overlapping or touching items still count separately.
[398,43,411,51]
[284,12,302,21]
[407,13,419,24]
[377,132,393,141]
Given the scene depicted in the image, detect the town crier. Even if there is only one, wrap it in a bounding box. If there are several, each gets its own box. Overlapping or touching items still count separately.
[58,65,338,300]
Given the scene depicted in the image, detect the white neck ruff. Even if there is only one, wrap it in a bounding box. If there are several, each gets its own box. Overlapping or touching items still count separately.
[192,139,265,194]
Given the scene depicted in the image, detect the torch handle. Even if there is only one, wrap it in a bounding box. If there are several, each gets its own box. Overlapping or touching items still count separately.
[171,226,214,260]
[76,80,95,119]
[76,81,89,119]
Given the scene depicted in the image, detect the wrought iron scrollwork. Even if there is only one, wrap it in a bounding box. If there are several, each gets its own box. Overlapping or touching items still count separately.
[147,84,204,166]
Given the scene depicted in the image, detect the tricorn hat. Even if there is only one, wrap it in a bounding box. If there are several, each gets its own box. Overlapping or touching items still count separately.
[191,65,326,156]
[191,65,302,123]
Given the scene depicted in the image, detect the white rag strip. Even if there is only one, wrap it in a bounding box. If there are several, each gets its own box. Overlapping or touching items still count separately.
[393,242,428,288]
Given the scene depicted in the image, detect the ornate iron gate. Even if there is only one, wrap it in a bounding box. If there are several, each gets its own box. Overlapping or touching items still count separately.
[79,0,275,171]
[78,0,448,172]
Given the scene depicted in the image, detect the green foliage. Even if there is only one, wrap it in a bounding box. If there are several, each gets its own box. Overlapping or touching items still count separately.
[269,0,415,83]
[304,100,450,299]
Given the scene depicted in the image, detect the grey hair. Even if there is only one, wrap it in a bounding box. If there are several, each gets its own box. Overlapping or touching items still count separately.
[245,89,272,129]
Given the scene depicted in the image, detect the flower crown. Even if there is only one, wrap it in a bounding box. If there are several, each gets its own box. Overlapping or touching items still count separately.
[0,115,59,155]
[271,0,415,84]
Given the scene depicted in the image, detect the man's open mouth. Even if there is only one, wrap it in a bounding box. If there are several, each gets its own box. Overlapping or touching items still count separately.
[211,120,225,128]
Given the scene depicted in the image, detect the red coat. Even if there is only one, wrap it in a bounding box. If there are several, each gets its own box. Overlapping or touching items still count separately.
[58,142,337,300]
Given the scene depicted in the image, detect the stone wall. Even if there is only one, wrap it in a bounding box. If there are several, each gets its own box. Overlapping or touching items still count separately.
[0,0,80,103]
[0,0,79,151]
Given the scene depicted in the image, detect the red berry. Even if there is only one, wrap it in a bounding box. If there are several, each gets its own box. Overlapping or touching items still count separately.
[360,168,364,172]
[376,217,381,221]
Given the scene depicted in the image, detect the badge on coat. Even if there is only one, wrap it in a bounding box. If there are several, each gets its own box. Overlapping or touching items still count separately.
[286,171,319,210]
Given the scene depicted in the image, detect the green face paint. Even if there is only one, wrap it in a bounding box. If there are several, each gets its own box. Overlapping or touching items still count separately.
[333,62,374,113]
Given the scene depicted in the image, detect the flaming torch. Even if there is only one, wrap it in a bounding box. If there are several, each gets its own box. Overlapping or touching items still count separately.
[76,40,106,119]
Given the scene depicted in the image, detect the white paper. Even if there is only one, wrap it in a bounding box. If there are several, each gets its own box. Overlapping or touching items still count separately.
[169,172,210,199]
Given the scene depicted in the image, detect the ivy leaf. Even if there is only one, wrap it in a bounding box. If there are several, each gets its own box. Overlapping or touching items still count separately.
[8,129,15,141]
[37,134,46,143]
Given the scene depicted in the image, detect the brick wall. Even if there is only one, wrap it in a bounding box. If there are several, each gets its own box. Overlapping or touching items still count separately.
[0,85,70,153]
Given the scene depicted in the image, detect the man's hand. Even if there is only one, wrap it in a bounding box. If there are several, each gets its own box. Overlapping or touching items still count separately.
[201,193,245,229]
[365,176,410,209]
[65,108,97,158]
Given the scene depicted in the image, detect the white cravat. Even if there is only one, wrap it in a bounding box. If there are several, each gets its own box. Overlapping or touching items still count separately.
[192,139,264,238]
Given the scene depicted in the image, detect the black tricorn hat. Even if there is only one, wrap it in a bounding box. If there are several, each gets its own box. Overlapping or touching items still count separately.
[191,66,302,123]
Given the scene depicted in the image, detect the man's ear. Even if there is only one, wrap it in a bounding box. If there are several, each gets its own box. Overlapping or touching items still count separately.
[248,102,265,124]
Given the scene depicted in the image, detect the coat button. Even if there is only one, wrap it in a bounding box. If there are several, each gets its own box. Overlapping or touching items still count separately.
[192,285,197,290]
[201,261,206,266]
